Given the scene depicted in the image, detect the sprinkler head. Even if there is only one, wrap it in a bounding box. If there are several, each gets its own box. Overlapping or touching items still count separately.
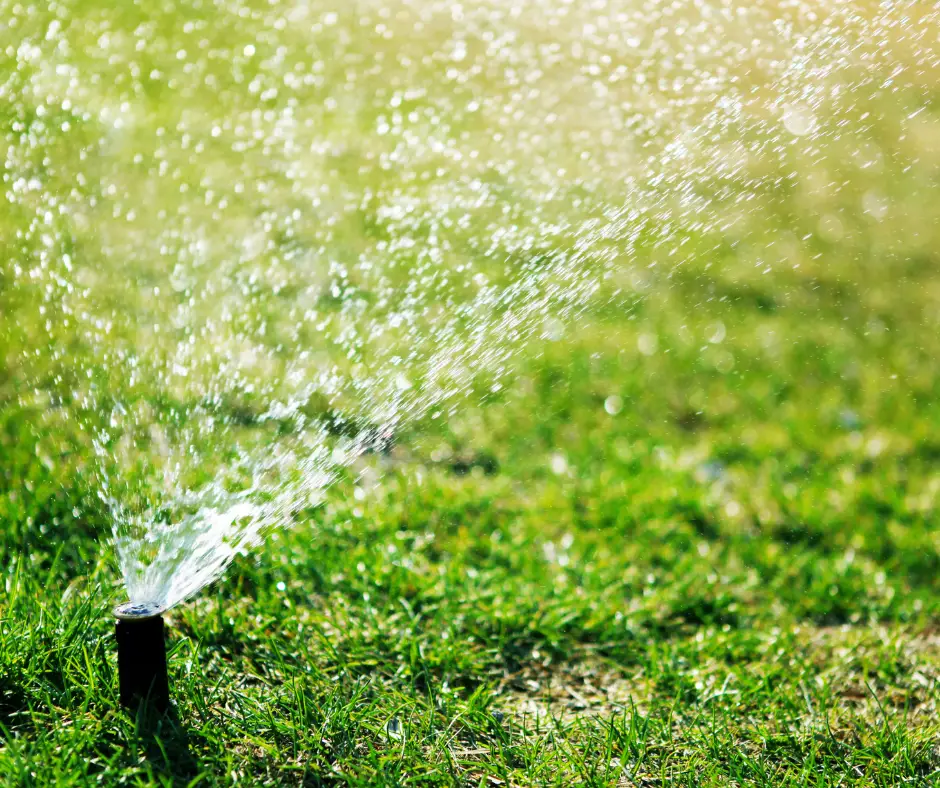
[113,602,170,712]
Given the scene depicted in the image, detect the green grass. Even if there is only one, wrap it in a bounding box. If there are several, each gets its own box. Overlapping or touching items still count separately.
[1,0,940,785]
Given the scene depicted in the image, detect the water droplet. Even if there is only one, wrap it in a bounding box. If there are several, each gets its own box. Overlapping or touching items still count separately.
[707,322,726,344]
[782,104,816,137]
[862,191,889,221]
[637,333,658,356]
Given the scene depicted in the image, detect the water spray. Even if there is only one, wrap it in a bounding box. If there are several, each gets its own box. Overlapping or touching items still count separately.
[113,602,170,712]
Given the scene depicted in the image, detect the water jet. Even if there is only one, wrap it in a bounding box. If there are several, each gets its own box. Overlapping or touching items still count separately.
[113,602,170,713]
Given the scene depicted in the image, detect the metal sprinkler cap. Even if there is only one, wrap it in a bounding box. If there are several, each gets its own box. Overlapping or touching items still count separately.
[113,601,164,620]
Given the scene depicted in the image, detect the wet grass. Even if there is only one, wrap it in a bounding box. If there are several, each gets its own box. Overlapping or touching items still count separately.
[1,233,939,784]
[0,0,940,785]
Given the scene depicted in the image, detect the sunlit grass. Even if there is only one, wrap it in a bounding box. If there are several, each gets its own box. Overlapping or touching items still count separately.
[0,0,938,784]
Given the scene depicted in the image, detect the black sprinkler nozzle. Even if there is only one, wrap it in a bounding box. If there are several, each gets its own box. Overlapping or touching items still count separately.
[114,602,170,712]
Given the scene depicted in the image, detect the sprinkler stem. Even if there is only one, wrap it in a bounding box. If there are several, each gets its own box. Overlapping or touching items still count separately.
[113,604,170,712]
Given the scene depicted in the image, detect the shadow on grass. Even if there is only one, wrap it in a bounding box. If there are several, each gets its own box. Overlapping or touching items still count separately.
[0,673,33,734]
[129,702,202,783]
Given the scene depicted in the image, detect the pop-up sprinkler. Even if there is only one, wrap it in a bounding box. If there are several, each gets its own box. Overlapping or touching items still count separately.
[113,602,170,712]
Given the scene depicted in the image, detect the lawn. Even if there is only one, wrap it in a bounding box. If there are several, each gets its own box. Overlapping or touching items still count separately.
[0,0,939,785]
